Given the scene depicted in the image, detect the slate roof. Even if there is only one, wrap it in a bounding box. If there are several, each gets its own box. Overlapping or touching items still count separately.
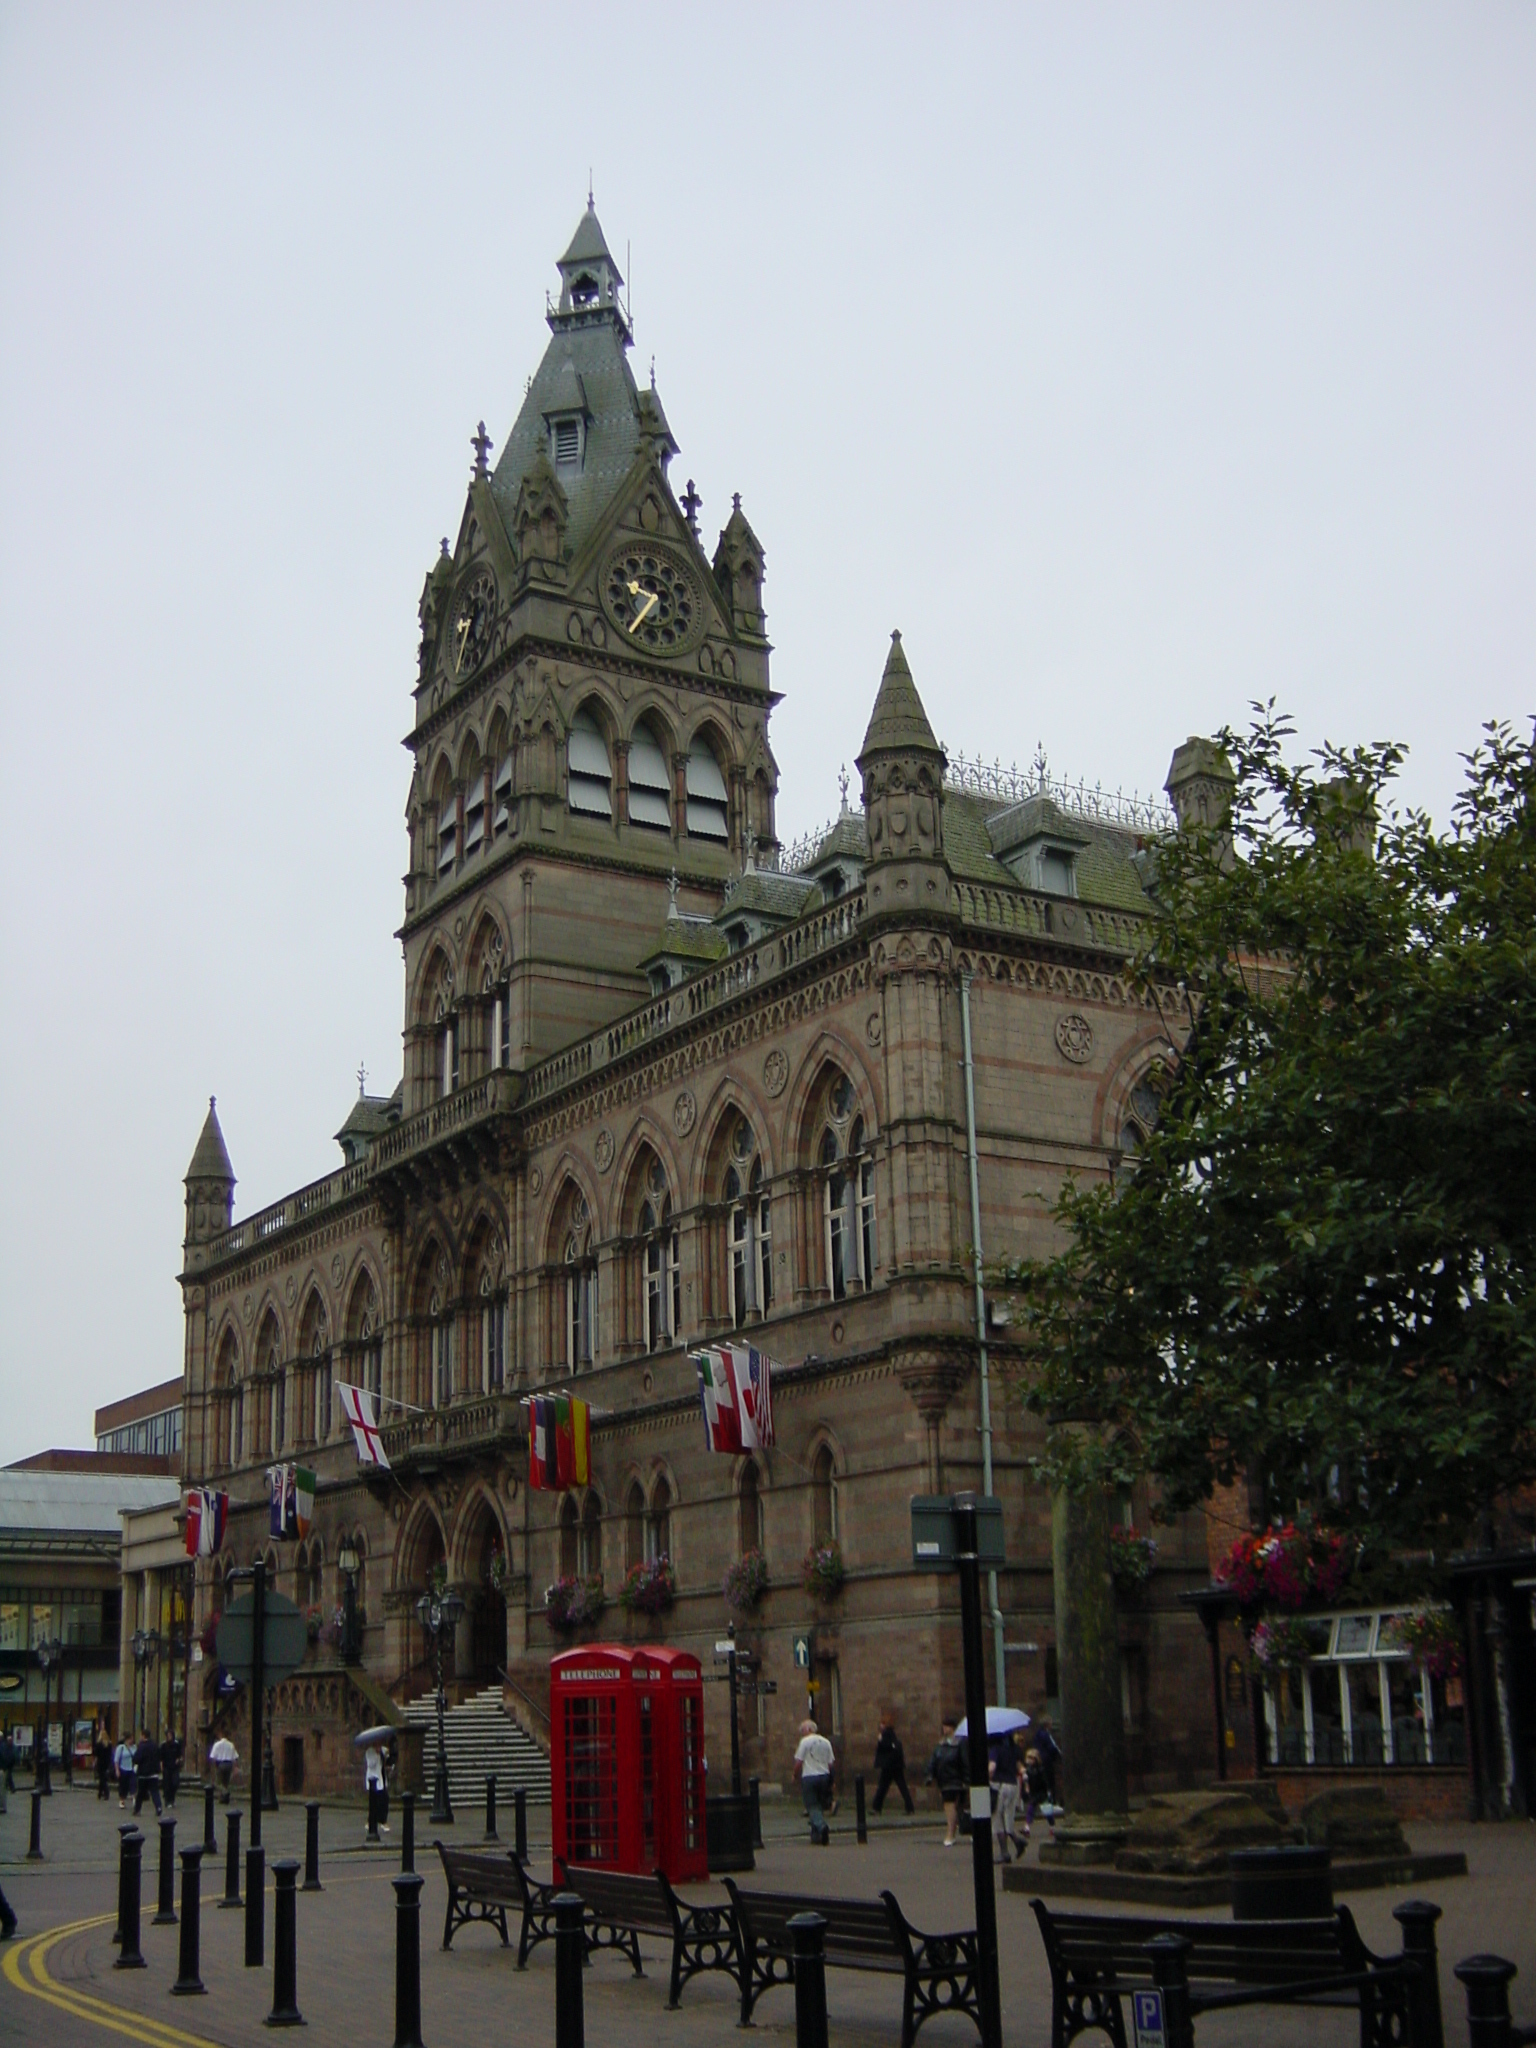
[637,916,730,970]
[560,200,622,277]
[719,869,816,920]
[859,631,943,760]
[807,809,868,865]
[186,1098,234,1183]
[334,1092,401,1148]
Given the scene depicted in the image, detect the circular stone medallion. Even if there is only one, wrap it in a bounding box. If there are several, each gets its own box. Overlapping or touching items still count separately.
[1055,1012,1094,1064]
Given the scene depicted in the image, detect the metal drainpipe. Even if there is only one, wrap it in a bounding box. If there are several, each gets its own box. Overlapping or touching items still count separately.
[960,973,1007,1706]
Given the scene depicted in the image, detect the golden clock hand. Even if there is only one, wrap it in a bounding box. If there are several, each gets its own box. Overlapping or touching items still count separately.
[454,615,472,670]
[628,590,659,633]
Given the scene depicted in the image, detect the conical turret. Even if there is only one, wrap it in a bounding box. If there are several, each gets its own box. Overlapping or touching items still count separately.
[184,1096,235,1247]
[856,632,949,916]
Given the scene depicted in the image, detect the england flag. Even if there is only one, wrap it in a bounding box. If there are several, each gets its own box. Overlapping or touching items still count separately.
[338,1383,391,1469]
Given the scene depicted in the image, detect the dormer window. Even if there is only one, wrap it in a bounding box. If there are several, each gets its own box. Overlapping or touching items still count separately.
[551,416,583,470]
[725,922,750,953]
[1038,845,1077,896]
[436,797,457,875]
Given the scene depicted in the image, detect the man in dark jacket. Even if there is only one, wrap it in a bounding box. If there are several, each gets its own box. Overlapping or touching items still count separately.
[132,1731,163,1817]
[871,1712,915,1815]
[924,1717,967,1845]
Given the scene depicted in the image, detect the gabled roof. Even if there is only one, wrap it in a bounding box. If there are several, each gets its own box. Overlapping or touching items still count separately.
[858,631,943,760]
[719,868,815,922]
[637,915,730,972]
[186,1098,234,1184]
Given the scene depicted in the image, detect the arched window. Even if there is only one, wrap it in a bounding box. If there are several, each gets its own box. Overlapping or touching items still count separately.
[685,735,729,840]
[624,1480,645,1571]
[297,1293,330,1445]
[563,1195,597,1369]
[346,1272,383,1403]
[646,1476,673,1563]
[303,1540,324,1610]
[639,1159,681,1353]
[461,758,486,861]
[812,1445,839,1545]
[627,720,672,831]
[567,709,613,818]
[1119,1071,1164,1161]
[580,1493,603,1578]
[818,1076,877,1300]
[428,1289,452,1409]
[559,1495,580,1580]
[492,749,513,839]
[215,1328,241,1471]
[738,1462,762,1556]
[480,1269,506,1392]
[724,1116,772,1326]
[256,1313,284,1457]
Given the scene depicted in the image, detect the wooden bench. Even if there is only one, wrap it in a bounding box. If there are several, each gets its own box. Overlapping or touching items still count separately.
[1030,1898,1425,2048]
[723,1881,982,2048]
[436,1844,561,1968]
[556,1864,739,2009]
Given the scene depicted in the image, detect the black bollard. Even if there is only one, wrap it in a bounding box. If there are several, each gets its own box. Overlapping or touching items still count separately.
[749,1775,763,1851]
[116,1829,147,1970]
[1455,1955,1520,2048]
[26,1788,43,1861]
[392,1871,425,2048]
[155,1815,178,1925]
[555,1893,585,2048]
[1147,1934,1196,2048]
[401,1790,415,1874]
[1394,1900,1445,2048]
[513,1785,527,1862]
[788,1914,829,2048]
[203,1782,218,1858]
[483,1774,499,1843]
[265,1859,303,2027]
[854,1772,868,1845]
[172,1846,207,1996]
[115,1822,139,1943]
[245,1844,265,1967]
[221,1808,243,1907]
[303,1801,323,1892]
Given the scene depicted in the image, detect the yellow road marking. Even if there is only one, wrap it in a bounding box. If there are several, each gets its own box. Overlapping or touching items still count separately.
[3,1916,222,2048]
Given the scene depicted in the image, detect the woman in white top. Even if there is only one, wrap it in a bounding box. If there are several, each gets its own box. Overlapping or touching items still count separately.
[364,1742,390,1835]
[792,1719,834,1844]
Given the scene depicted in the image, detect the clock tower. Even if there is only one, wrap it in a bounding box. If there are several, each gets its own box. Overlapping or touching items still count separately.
[399,202,779,1108]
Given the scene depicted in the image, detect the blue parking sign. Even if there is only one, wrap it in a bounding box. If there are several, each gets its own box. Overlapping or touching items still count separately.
[1132,1989,1165,2047]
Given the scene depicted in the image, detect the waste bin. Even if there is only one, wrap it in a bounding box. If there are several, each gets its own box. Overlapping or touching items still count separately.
[705,1793,755,1873]
[1229,1845,1333,1920]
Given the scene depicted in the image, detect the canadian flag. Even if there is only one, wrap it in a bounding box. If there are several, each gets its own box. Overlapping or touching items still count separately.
[338,1384,390,1469]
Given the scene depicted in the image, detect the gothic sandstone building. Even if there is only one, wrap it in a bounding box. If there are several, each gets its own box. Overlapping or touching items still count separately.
[180,204,1223,1794]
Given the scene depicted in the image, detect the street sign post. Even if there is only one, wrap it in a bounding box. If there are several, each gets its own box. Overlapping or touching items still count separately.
[908,1494,1004,2048]
[214,1566,303,1852]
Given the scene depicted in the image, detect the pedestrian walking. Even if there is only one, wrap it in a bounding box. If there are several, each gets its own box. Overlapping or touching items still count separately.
[871,1712,915,1815]
[209,1735,238,1802]
[132,1730,163,1817]
[161,1728,183,1806]
[990,1732,1023,1863]
[364,1741,390,1835]
[792,1719,834,1844]
[114,1736,136,1809]
[1018,1744,1050,1850]
[94,1726,113,1800]
[924,1716,967,1846]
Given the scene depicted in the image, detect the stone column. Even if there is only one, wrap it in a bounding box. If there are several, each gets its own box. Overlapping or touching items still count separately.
[1040,1434,1128,1865]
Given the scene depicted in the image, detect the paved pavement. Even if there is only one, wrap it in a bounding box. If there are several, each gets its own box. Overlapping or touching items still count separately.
[2,1782,1532,2047]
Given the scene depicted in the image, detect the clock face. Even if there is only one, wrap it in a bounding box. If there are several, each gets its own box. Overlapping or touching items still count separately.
[602,546,700,654]
[450,569,497,677]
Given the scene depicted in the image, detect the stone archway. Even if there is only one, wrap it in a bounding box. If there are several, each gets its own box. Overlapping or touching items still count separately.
[463,1497,508,1686]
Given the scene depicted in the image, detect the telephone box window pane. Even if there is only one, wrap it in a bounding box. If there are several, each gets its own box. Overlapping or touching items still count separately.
[638,1694,656,1868]
[563,1694,619,1866]
[680,1694,704,1854]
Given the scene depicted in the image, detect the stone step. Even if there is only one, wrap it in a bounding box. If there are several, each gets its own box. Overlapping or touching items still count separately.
[400,1688,551,1805]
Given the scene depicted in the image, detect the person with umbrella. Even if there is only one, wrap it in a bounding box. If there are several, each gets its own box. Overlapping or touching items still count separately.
[951,1707,1030,1862]
[355,1723,396,1837]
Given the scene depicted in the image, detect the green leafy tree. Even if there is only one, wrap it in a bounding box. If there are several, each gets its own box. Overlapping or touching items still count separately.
[1005,711,1535,1562]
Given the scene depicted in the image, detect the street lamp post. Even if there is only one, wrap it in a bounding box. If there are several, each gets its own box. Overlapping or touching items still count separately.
[337,1543,361,1665]
[414,1589,464,1826]
[35,1636,62,1794]
[132,1629,162,1738]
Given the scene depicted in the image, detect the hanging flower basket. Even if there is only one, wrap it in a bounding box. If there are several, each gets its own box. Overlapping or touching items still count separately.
[1215,1523,1350,1611]
[1109,1526,1158,1594]
[619,1557,677,1617]
[302,1604,325,1642]
[1249,1616,1316,1673]
[545,1576,606,1633]
[1383,1606,1463,1680]
[802,1543,846,1601]
[487,1547,508,1592]
[724,1549,770,1614]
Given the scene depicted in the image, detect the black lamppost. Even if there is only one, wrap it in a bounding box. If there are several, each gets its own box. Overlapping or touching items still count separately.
[132,1628,162,1736]
[337,1542,361,1665]
[35,1636,62,1794]
[414,1588,464,1825]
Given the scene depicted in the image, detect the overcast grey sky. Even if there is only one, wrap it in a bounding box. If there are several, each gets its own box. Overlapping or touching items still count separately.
[1,5,1532,1464]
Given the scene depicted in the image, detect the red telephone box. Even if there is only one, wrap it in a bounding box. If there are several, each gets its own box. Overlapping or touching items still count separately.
[550,1643,708,1881]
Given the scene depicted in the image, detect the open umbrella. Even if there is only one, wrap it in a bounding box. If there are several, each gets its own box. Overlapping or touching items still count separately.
[352,1724,398,1749]
[953,1706,1030,1740]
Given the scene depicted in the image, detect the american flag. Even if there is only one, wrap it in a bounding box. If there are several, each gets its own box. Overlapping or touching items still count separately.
[695,1344,775,1453]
